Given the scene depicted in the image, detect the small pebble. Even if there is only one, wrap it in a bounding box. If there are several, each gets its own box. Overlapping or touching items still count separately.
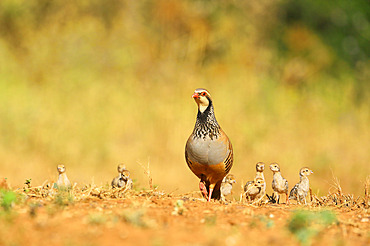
[360,217,369,223]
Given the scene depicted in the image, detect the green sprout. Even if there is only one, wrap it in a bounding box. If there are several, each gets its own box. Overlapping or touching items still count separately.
[288,210,338,246]
[0,189,17,212]
[54,189,74,207]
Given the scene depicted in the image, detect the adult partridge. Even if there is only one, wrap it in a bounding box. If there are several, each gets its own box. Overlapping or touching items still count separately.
[185,88,233,201]
[289,167,313,204]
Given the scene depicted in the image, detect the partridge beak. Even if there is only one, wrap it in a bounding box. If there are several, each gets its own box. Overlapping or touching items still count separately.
[311,171,314,174]
[192,93,199,99]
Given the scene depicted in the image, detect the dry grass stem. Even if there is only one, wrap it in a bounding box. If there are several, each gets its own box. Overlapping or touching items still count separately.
[137,159,153,189]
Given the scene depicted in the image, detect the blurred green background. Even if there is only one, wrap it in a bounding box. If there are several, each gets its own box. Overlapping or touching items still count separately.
[0,0,369,196]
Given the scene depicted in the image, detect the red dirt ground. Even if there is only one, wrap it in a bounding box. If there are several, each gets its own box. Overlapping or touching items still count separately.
[0,190,369,246]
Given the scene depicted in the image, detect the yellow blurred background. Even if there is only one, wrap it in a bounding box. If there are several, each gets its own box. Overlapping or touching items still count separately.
[0,0,369,196]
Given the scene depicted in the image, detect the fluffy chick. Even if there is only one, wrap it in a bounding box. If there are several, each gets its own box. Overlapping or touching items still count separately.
[112,164,133,189]
[56,164,72,189]
[220,174,236,201]
[269,162,289,204]
[289,167,313,204]
[245,177,265,203]
[244,162,266,200]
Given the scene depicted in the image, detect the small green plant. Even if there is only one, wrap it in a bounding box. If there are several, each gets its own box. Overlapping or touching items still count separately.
[23,178,32,192]
[24,179,32,188]
[249,215,274,229]
[171,199,187,215]
[87,213,107,225]
[121,210,148,228]
[29,202,42,218]
[204,215,217,226]
[288,210,338,246]
[54,189,74,207]
[0,189,17,212]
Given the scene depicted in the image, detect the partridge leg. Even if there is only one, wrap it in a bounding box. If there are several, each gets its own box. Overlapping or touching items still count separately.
[199,181,208,199]
[286,192,290,205]
[274,192,279,204]
[208,184,215,202]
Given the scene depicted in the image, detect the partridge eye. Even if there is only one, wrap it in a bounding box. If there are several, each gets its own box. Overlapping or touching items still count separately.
[201,92,206,96]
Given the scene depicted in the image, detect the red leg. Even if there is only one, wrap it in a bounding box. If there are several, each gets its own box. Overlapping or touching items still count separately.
[286,192,290,205]
[199,181,208,199]
[208,188,214,202]
[207,184,215,202]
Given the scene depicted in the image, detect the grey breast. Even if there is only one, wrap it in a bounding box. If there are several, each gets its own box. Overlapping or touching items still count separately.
[187,136,229,165]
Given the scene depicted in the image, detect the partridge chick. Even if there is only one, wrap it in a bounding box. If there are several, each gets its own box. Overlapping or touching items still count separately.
[117,164,127,173]
[220,174,236,201]
[289,167,313,204]
[122,170,133,190]
[244,162,266,201]
[245,177,265,202]
[56,164,71,189]
[269,162,289,204]
[185,88,233,201]
[111,164,133,189]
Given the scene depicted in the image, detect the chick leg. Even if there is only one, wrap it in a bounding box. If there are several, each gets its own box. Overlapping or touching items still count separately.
[274,192,279,204]
[286,192,290,205]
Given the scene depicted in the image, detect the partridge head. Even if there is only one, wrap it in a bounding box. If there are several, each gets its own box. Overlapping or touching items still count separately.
[300,167,313,177]
[57,164,66,174]
[269,163,280,172]
[256,162,265,172]
[117,164,127,173]
[223,174,236,185]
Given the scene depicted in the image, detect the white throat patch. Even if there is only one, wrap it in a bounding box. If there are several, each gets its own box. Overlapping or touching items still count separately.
[199,104,208,113]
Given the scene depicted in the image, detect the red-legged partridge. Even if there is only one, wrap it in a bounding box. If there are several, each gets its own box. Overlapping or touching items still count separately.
[269,162,289,204]
[56,164,71,189]
[289,167,313,204]
[185,88,233,201]
[220,174,236,201]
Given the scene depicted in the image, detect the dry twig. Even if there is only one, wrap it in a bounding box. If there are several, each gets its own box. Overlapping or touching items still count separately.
[137,159,153,189]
